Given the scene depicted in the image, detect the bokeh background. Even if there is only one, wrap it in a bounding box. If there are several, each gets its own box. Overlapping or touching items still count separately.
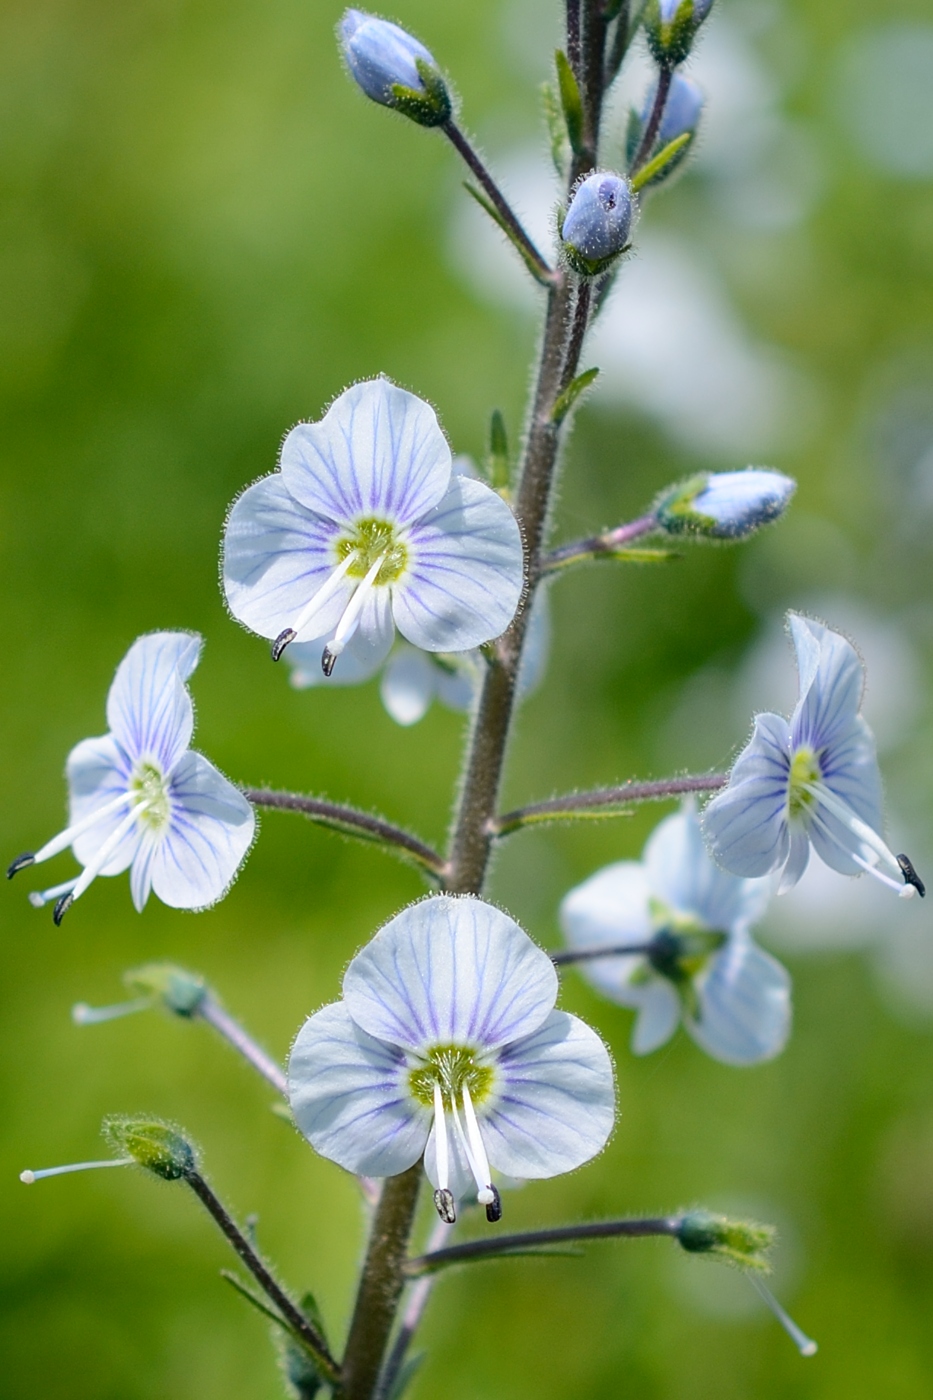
[3,0,933,1394]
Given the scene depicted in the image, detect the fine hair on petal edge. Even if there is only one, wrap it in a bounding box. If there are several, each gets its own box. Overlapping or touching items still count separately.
[782,608,869,707]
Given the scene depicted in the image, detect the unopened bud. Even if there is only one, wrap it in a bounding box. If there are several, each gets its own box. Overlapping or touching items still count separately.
[677,1209,774,1270]
[561,172,633,277]
[630,74,703,180]
[104,1117,195,1181]
[644,0,714,70]
[655,469,796,540]
[340,10,451,127]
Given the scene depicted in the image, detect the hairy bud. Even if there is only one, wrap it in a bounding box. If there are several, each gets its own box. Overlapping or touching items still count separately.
[655,468,796,540]
[340,10,451,127]
[104,1117,195,1180]
[644,0,714,70]
[560,172,633,276]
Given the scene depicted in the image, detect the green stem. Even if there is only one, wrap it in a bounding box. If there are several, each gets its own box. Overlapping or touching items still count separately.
[494,773,728,835]
[341,1166,422,1400]
[406,1216,683,1276]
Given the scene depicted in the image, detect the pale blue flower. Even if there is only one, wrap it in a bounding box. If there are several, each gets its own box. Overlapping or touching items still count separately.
[223,379,524,680]
[339,10,450,126]
[8,633,255,922]
[656,468,796,540]
[561,173,633,276]
[704,614,925,898]
[560,806,790,1065]
[286,589,551,727]
[287,895,615,1221]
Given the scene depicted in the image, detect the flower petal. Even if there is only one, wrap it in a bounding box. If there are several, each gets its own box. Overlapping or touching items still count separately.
[790,614,865,756]
[391,476,524,652]
[559,860,653,1003]
[106,632,202,772]
[379,647,437,725]
[148,751,255,909]
[223,474,347,641]
[67,735,137,874]
[280,379,451,527]
[778,825,811,891]
[288,1002,428,1178]
[343,895,558,1054]
[481,1010,615,1180]
[687,937,791,1065]
[631,982,681,1054]
[646,805,770,933]
[433,655,481,713]
[702,713,792,877]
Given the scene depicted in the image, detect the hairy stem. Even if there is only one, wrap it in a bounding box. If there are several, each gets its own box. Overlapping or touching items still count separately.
[551,940,654,965]
[185,1171,340,1385]
[494,773,728,835]
[374,1219,451,1400]
[630,65,672,173]
[407,1216,683,1275]
[342,1166,422,1400]
[197,996,287,1096]
[567,0,582,75]
[442,122,555,283]
[541,513,659,571]
[243,788,446,879]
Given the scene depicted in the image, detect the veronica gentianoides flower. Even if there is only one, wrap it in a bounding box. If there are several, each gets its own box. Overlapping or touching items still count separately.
[560,805,790,1064]
[222,378,524,680]
[703,614,925,899]
[8,633,255,922]
[287,895,615,1223]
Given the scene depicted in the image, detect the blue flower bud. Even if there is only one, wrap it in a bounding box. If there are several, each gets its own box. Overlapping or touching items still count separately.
[628,74,703,183]
[655,468,796,540]
[339,10,451,127]
[644,0,714,69]
[560,172,633,277]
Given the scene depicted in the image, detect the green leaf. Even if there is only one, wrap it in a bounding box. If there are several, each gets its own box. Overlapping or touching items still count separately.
[631,131,692,191]
[222,1270,292,1333]
[385,1352,425,1400]
[555,50,583,155]
[487,409,510,490]
[462,183,553,287]
[541,82,569,177]
[551,367,599,424]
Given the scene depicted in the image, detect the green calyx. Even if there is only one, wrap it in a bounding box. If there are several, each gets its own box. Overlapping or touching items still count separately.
[336,517,408,584]
[631,905,726,1019]
[389,59,451,128]
[130,761,171,831]
[561,236,632,280]
[125,962,208,1017]
[788,747,821,819]
[104,1117,195,1180]
[645,0,702,67]
[408,1044,495,1109]
[677,1210,775,1271]
[654,474,717,535]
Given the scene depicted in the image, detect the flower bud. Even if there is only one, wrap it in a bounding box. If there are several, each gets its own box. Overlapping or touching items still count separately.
[655,468,796,540]
[644,0,714,70]
[678,1210,774,1270]
[630,74,703,179]
[339,10,451,127]
[560,172,633,277]
[104,1117,195,1181]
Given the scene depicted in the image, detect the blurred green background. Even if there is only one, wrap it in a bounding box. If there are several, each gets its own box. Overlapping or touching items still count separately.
[3,0,933,1395]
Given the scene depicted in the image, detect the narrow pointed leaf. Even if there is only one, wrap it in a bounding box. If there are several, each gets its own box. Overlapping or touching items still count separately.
[541,81,569,176]
[552,367,600,424]
[488,409,510,490]
[555,49,583,154]
[631,132,691,191]
[463,182,553,288]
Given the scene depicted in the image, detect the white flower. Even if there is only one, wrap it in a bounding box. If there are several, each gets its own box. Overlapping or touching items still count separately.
[287,895,615,1221]
[560,806,790,1065]
[222,378,524,679]
[9,633,254,922]
[703,613,925,898]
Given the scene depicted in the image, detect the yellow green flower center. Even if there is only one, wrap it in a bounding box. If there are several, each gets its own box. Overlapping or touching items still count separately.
[130,762,171,831]
[336,517,408,584]
[788,746,821,819]
[408,1044,495,1109]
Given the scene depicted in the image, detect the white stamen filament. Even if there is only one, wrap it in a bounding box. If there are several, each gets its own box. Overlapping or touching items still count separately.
[325,552,387,659]
[69,803,149,903]
[432,1081,449,1192]
[460,1083,495,1206]
[31,789,136,865]
[288,551,358,641]
[29,878,78,909]
[749,1275,818,1356]
[806,800,915,898]
[72,997,154,1025]
[20,1157,134,1184]
[803,781,904,880]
